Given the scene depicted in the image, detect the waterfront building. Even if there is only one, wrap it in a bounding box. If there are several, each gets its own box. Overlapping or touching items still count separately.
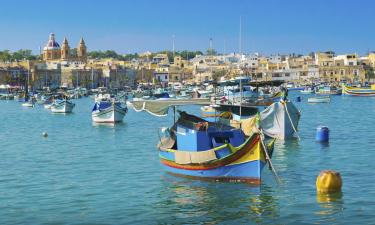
[318,65,365,83]
[368,53,375,67]
[315,51,335,67]
[0,66,28,87]
[334,54,359,66]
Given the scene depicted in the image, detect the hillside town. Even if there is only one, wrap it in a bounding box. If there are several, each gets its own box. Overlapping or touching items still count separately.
[1,33,375,90]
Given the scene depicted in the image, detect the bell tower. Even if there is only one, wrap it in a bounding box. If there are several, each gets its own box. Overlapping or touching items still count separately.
[61,37,70,60]
[77,37,87,62]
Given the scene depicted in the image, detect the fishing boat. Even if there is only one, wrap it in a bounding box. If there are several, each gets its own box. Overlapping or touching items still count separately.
[131,99,275,184]
[201,99,300,140]
[50,99,75,113]
[22,100,34,107]
[92,99,127,123]
[300,87,314,94]
[307,96,330,103]
[316,86,342,95]
[200,105,221,122]
[44,103,53,109]
[256,100,300,140]
[94,93,111,102]
[342,84,375,96]
[286,83,305,91]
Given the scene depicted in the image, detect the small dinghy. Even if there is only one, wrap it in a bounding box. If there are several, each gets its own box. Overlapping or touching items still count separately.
[307,96,330,103]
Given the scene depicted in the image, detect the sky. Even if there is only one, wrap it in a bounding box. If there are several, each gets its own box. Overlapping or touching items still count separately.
[0,0,374,55]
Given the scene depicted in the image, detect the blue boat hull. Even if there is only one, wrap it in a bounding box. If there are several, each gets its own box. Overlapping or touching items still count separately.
[161,160,265,183]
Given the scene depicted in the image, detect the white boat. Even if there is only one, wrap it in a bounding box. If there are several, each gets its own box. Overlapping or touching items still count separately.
[95,93,111,102]
[300,88,314,94]
[92,100,127,123]
[44,104,53,109]
[307,96,330,103]
[51,99,75,113]
[22,102,34,107]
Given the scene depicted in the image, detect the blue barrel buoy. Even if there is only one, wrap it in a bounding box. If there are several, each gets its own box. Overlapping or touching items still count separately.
[296,96,301,102]
[316,126,329,142]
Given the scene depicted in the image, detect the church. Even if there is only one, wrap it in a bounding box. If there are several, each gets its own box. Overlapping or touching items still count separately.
[42,33,87,62]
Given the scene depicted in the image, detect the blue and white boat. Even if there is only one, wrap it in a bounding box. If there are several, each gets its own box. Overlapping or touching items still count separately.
[92,100,127,123]
[50,99,75,113]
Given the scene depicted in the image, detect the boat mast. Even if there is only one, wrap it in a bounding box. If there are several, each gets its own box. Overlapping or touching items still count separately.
[76,70,79,88]
[91,67,94,89]
[239,16,242,118]
[25,60,30,100]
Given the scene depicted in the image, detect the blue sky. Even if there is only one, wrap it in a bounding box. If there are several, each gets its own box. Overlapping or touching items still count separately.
[1,0,374,55]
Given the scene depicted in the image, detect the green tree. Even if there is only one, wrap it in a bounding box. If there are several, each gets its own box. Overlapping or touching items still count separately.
[0,50,12,62]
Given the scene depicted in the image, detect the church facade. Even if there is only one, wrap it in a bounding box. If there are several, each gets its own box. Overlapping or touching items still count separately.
[42,33,87,62]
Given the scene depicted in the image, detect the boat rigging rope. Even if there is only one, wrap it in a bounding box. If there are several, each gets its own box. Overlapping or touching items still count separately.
[260,130,282,184]
[283,102,300,140]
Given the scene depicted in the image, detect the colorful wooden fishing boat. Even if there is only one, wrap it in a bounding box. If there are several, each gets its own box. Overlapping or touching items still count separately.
[342,84,375,96]
[157,112,275,184]
[131,99,275,184]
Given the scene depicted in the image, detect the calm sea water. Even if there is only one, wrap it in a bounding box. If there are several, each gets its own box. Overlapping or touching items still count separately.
[0,93,374,224]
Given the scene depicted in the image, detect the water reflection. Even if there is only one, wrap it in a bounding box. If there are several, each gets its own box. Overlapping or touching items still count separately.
[315,192,344,223]
[317,141,330,150]
[157,175,279,224]
[92,122,126,129]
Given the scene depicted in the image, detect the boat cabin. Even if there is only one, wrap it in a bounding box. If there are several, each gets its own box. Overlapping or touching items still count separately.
[175,112,245,152]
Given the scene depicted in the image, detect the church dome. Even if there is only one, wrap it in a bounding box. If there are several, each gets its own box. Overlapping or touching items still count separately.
[43,33,60,50]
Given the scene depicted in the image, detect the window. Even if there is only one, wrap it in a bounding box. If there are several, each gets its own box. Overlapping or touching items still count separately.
[165,75,167,79]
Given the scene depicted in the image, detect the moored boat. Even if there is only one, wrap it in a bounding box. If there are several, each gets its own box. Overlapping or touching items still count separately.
[22,101,34,107]
[157,111,275,184]
[307,96,330,103]
[342,84,375,96]
[131,99,276,184]
[50,99,75,113]
[300,87,314,94]
[92,100,127,123]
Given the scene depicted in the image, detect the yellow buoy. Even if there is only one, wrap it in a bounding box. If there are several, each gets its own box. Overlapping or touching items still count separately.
[316,170,342,193]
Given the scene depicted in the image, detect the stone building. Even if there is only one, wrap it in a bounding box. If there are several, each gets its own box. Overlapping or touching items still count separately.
[42,33,87,62]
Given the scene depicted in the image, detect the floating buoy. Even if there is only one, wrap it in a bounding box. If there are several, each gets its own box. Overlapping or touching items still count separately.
[296,96,301,102]
[316,126,329,142]
[316,170,342,193]
[42,132,48,138]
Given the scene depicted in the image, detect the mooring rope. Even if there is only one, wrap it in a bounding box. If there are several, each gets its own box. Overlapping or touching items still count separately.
[284,101,300,140]
[260,130,282,184]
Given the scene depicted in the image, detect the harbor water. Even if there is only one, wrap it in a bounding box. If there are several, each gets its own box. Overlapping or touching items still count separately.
[0,93,375,224]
